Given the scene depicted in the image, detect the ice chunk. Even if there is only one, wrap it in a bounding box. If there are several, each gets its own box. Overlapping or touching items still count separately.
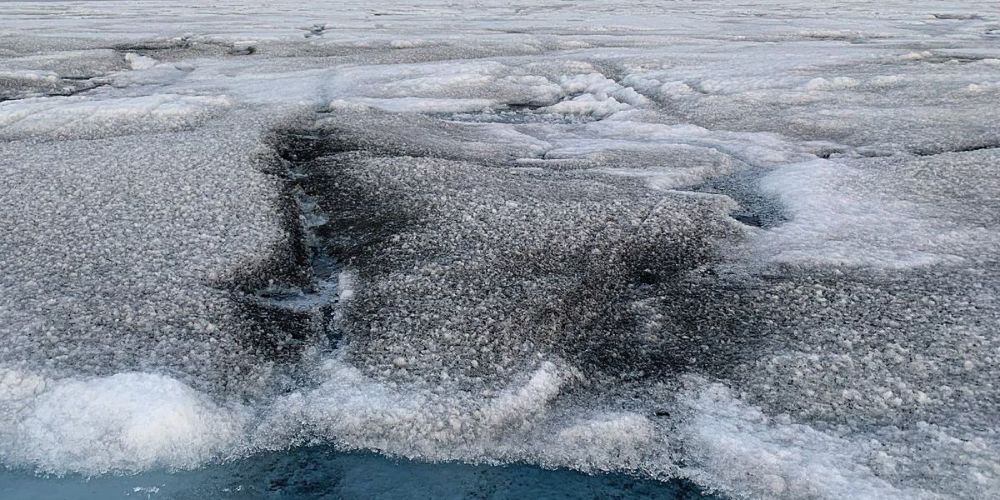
[1,371,248,475]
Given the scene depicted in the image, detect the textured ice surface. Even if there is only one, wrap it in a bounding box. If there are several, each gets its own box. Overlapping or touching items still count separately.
[2,1,999,499]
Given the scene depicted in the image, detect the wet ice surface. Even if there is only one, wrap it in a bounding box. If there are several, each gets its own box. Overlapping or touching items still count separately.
[0,447,716,499]
[2,1,1000,499]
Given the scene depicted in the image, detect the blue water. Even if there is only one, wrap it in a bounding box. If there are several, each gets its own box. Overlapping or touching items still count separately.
[1,447,720,499]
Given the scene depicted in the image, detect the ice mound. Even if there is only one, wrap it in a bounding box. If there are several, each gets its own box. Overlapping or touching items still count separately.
[255,356,666,476]
[123,53,158,71]
[551,412,659,472]
[264,359,566,453]
[539,73,649,118]
[678,380,915,499]
[324,60,658,120]
[801,77,860,91]
[0,360,665,478]
[0,370,248,475]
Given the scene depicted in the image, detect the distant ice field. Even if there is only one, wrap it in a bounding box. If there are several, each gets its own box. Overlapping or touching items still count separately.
[1,1,999,499]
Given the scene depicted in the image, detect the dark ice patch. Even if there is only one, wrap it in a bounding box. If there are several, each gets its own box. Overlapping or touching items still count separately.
[289,122,756,392]
[684,168,787,229]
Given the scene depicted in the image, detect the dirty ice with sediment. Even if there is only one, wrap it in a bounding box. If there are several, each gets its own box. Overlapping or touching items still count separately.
[1,1,999,499]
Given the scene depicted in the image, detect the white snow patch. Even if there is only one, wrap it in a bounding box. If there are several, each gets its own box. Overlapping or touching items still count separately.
[124,53,159,70]
[542,93,631,117]
[551,413,658,471]
[389,39,423,49]
[539,73,648,117]
[0,370,248,475]
[751,159,989,268]
[965,82,998,94]
[901,51,934,61]
[679,380,915,499]
[802,77,859,91]
[870,75,906,88]
[657,81,698,98]
[0,70,60,82]
[0,94,233,139]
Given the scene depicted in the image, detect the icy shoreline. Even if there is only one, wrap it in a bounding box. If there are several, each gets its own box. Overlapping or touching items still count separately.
[0,447,718,499]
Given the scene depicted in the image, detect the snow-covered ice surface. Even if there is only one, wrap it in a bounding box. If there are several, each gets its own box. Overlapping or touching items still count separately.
[2,1,999,498]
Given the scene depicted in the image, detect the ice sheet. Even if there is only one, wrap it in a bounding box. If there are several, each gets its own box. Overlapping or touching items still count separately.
[2,1,999,499]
